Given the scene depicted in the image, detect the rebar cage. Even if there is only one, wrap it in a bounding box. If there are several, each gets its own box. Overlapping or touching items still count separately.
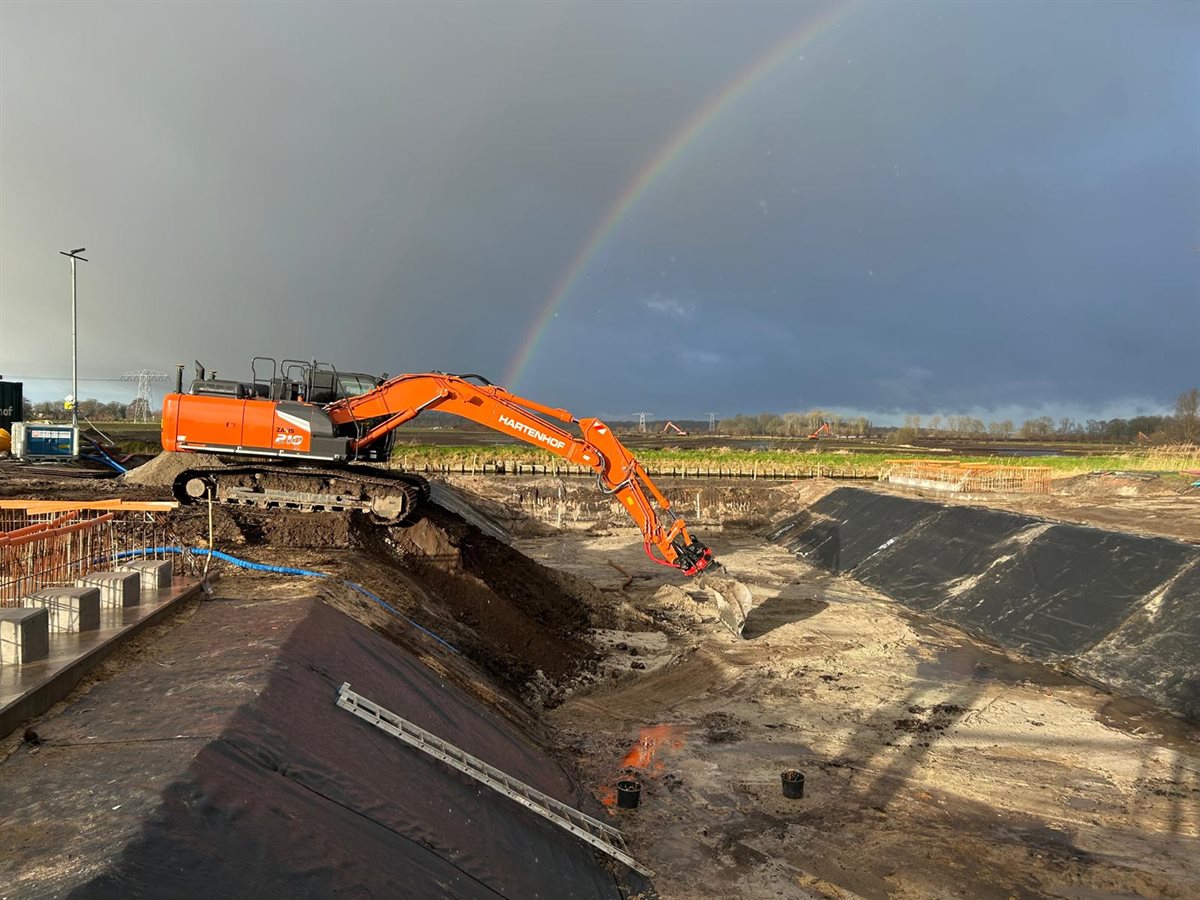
[1,505,192,606]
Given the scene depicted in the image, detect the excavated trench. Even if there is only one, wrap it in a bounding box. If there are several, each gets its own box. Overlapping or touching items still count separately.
[421,475,1200,897]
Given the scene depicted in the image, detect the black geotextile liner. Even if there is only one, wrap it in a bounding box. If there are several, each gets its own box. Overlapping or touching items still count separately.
[855,506,1040,611]
[769,487,1200,720]
[1077,558,1200,721]
[932,523,1197,659]
[65,599,628,900]
[767,488,941,573]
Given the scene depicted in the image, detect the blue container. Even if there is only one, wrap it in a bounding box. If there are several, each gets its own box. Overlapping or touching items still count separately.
[14,423,78,458]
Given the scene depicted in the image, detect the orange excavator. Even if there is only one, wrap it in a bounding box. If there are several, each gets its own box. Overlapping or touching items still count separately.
[161,359,718,578]
[807,422,833,440]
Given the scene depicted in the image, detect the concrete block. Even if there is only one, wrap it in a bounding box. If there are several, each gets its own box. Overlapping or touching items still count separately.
[0,608,50,664]
[117,558,174,590]
[77,571,141,608]
[26,586,101,633]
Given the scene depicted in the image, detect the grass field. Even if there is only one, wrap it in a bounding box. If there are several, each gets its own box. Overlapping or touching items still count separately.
[72,420,1198,478]
[390,442,1200,477]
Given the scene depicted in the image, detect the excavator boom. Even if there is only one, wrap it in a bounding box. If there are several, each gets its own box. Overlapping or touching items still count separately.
[327,373,712,574]
[161,368,714,576]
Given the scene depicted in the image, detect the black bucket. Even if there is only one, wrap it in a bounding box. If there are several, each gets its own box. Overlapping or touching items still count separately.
[781,770,805,799]
[616,779,641,809]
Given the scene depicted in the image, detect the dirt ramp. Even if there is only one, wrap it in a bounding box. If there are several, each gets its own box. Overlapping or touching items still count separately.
[773,487,1200,720]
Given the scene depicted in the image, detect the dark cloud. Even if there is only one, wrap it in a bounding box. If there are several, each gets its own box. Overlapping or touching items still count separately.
[2,1,1196,423]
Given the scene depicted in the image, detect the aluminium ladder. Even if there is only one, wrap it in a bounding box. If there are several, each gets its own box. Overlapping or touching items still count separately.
[335,683,654,878]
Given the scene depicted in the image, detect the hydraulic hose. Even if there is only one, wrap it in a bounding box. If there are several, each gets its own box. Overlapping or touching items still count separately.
[111,547,458,653]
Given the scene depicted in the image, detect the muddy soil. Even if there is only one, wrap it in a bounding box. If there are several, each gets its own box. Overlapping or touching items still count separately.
[369,506,601,689]
[519,528,1200,899]
[0,461,161,502]
[168,505,356,549]
[174,510,603,701]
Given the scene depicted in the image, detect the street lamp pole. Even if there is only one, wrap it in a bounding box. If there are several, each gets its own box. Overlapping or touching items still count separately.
[59,247,87,435]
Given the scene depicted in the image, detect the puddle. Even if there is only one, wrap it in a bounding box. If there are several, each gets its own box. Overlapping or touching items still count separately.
[915,640,1078,689]
[1095,696,1200,753]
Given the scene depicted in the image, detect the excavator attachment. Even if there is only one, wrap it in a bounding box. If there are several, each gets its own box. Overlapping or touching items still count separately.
[700,571,755,637]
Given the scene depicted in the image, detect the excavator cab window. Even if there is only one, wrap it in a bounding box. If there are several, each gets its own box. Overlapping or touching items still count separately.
[336,374,377,399]
[238,358,380,405]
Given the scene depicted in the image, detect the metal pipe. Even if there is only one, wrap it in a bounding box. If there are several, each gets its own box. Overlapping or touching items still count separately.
[59,247,87,445]
[70,256,77,433]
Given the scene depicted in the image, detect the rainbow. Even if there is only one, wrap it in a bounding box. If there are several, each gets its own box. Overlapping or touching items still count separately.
[503,1,854,388]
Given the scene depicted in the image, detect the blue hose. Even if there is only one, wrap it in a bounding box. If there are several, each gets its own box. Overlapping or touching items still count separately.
[341,580,459,652]
[86,452,129,475]
[112,547,458,653]
[85,439,129,474]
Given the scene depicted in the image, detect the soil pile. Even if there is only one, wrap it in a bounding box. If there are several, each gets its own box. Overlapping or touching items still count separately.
[123,450,226,486]
[168,506,356,549]
[1054,471,1178,499]
[360,507,600,695]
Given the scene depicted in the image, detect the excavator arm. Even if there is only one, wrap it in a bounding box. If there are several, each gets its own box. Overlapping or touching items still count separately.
[326,373,714,575]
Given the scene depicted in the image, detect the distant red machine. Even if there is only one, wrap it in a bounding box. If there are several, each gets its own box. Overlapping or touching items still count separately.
[661,421,688,436]
[807,422,834,440]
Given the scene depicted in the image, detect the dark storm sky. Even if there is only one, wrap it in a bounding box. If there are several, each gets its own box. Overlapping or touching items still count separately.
[1,0,1196,422]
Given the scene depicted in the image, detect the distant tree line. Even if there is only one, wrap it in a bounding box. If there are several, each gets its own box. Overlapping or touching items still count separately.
[717,410,872,437]
[717,388,1200,445]
[21,398,154,422]
[18,387,1198,447]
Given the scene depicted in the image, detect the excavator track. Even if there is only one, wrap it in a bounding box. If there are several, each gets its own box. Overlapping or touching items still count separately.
[172,463,430,524]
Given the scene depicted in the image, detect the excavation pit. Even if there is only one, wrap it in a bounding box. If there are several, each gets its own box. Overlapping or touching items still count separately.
[2,471,1197,899]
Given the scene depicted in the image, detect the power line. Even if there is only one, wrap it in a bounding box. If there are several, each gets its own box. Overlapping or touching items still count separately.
[121,369,170,423]
[5,374,127,382]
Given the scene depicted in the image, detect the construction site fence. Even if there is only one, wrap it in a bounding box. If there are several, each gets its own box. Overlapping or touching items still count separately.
[394,458,880,481]
[0,509,193,606]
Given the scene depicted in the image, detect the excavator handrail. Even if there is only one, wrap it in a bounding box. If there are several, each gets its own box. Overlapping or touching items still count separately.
[324,373,713,575]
